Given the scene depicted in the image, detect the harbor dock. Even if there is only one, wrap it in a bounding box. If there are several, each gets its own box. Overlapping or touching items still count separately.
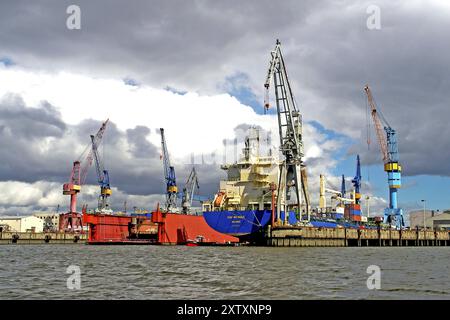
[267,226,450,247]
[0,232,87,245]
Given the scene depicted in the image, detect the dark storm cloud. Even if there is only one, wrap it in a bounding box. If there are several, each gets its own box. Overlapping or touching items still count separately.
[126,126,158,158]
[0,95,70,182]
[1,1,450,179]
[0,94,65,138]
[0,0,320,91]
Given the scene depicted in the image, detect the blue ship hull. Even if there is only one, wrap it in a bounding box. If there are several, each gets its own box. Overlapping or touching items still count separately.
[203,210,272,236]
[203,210,371,237]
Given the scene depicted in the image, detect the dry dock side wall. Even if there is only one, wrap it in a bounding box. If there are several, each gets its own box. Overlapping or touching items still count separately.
[268,227,450,247]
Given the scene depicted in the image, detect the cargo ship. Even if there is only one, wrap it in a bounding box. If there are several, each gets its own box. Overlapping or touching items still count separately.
[202,128,278,237]
[202,128,371,239]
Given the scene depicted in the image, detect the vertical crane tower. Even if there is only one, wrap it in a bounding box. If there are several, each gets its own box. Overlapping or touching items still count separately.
[264,39,310,223]
[364,85,404,228]
[160,128,178,211]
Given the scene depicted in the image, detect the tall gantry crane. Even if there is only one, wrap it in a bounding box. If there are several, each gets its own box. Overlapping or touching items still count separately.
[61,119,109,231]
[264,39,310,223]
[160,128,178,211]
[181,167,200,214]
[91,133,112,211]
[364,85,404,228]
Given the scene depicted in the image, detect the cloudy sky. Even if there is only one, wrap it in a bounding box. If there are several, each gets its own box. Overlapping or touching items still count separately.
[0,0,449,220]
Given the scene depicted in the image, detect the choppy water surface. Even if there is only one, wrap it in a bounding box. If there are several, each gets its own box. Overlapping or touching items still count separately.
[0,245,449,299]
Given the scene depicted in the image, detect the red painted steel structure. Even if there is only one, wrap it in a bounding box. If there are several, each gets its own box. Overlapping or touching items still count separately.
[83,209,238,245]
[83,213,157,244]
[151,208,238,245]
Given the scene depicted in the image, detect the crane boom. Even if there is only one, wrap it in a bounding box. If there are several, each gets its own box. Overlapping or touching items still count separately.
[365,86,389,163]
[160,128,178,211]
[264,39,310,224]
[79,119,109,186]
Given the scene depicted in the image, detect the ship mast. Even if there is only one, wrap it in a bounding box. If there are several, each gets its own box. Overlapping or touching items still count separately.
[264,39,310,223]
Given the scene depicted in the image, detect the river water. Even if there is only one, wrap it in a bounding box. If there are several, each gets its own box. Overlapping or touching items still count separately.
[0,245,448,299]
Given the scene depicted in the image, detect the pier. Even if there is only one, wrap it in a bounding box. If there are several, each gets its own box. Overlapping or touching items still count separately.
[0,232,87,244]
[267,226,450,247]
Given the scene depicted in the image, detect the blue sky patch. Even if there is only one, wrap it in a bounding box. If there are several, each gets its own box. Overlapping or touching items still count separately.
[223,72,263,113]
[0,57,14,67]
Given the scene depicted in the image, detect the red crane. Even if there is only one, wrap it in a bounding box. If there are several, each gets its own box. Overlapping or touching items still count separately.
[60,119,109,232]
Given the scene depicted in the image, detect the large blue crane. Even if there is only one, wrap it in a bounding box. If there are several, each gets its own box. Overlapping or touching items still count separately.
[364,85,404,228]
[160,128,178,211]
[90,134,112,211]
[351,155,362,205]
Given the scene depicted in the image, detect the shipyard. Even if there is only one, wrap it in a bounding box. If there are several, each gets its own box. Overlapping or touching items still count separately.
[1,40,449,247]
[1,0,450,304]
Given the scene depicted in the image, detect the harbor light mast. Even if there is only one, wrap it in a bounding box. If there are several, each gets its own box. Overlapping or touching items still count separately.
[264,39,310,223]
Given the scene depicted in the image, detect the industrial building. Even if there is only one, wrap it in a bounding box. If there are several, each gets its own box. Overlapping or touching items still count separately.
[409,210,450,230]
[33,212,60,232]
[0,216,44,233]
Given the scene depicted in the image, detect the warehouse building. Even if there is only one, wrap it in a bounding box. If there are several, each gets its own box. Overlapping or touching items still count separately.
[409,210,450,230]
[33,212,60,232]
[0,216,44,233]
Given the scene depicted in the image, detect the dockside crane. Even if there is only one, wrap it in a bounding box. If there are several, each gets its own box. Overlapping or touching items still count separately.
[351,155,362,205]
[364,85,404,228]
[61,119,109,231]
[91,133,112,212]
[160,128,178,211]
[264,39,310,223]
[181,167,200,214]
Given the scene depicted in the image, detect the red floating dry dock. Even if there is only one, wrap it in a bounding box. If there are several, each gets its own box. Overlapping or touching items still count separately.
[82,208,238,245]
